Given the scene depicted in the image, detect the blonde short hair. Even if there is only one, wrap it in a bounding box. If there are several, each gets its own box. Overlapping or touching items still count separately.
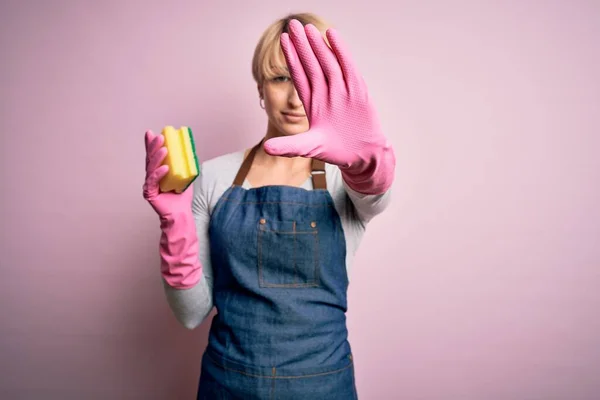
[251,13,331,85]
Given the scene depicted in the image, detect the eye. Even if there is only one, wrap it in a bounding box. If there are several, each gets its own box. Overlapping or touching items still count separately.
[272,75,291,83]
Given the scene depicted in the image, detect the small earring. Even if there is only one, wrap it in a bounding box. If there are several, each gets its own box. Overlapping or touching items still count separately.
[259,97,265,109]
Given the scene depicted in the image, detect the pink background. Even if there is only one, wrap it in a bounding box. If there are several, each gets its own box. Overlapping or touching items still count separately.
[1,0,599,399]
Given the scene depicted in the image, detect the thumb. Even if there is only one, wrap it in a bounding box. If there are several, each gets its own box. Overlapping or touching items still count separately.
[263,130,326,158]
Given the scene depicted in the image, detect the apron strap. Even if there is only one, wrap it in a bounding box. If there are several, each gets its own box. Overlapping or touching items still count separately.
[311,159,326,190]
[232,141,327,190]
[232,142,260,187]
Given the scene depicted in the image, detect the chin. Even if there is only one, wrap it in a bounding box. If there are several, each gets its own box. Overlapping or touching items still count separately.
[279,123,309,136]
[282,130,307,136]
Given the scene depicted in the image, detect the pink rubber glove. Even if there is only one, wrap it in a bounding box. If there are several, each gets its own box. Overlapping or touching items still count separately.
[263,19,396,195]
[143,130,202,289]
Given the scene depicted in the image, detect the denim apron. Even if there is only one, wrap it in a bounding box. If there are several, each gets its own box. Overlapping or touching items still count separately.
[197,142,357,399]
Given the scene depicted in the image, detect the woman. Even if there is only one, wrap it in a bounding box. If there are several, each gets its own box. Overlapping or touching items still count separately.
[143,12,396,399]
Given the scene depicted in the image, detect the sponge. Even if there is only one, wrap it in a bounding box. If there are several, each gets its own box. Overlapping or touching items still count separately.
[158,126,200,193]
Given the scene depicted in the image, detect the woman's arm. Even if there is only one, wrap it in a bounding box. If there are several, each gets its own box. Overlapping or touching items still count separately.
[161,169,215,330]
[326,163,393,225]
[342,179,393,224]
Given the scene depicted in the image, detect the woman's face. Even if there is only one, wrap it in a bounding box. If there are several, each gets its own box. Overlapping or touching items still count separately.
[260,72,309,136]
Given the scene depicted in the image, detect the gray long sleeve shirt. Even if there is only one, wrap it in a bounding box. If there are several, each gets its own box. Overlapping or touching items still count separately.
[161,149,393,329]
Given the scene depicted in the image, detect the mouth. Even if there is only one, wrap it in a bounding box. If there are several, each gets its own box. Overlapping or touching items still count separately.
[281,111,306,117]
[281,111,306,123]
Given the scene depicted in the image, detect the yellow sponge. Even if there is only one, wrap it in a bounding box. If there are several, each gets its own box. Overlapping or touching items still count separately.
[158,126,200,193]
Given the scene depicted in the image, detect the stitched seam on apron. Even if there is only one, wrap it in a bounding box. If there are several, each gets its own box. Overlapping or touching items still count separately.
[293,221,298,285]
[205,352,353,379]
[271,367,276,400]
[220,198,332,207]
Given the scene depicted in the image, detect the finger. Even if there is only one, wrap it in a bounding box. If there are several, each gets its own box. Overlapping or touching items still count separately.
[148,134,165,158]
[305,24,344,90]
[147,147,167,175]
[287,19,327,99]
[153,164,169,183]
[280,32,311,115]
[325,28,365,95]
[145,130,165,163]
[263,129,326,159]
[145,130,155,149]
[145,130,155,161]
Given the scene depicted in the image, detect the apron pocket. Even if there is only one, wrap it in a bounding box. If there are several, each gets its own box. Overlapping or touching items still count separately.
[257,218,319,288]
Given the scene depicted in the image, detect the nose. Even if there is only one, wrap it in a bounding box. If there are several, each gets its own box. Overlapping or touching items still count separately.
[288,85,303,108]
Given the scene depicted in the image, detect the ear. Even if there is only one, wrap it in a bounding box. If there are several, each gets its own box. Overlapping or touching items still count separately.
[257,83,263,99]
